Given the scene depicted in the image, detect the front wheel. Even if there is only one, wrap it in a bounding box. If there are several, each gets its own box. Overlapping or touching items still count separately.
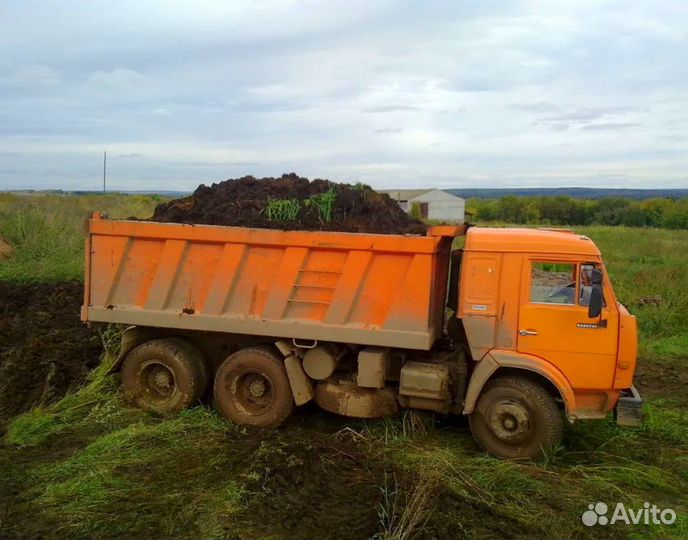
[214,346,294,428]
[469,375,563,460]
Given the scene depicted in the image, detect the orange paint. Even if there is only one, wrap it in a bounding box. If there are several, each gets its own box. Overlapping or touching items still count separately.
[460,227,638,419]
[82,214,463,350]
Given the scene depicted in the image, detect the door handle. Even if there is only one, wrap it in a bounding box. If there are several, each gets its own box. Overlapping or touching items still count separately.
[519,330,538,336]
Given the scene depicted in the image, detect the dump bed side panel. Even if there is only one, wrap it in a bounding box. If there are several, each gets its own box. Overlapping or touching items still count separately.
[83,218,454,350]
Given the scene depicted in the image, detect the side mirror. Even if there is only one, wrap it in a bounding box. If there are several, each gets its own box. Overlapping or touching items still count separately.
[588,285,603,318]
[590,268,603,286]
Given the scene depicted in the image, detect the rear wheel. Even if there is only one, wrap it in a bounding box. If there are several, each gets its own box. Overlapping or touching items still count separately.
[121,338,208,413]
[469,375,563,460]
[214,346,294,428]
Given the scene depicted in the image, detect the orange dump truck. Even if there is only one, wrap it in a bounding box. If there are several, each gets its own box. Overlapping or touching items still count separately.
[82,213,642,459]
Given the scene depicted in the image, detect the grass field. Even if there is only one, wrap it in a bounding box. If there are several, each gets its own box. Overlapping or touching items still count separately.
[0,193,687,539]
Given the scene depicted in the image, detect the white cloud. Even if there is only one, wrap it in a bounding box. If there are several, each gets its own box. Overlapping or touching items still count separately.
[152,107,173,118]
[0,0,686,189]
[0,65,61,88]
[86,68,144,89]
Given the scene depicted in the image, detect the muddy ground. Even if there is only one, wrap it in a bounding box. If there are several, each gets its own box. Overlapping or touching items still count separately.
[0,281,101,427]
[0,279,685,539]
[150,173,427,234]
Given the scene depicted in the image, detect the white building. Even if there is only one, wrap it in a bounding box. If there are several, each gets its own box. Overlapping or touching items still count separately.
[380,189,465,222]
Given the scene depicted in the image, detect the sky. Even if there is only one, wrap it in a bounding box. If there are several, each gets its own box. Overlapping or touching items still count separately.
[1,0,687,191]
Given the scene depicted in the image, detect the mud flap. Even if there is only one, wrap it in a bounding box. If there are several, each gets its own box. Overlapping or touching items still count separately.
[284,355,314,406]
[615,385,643,427]
[107,326,153,374]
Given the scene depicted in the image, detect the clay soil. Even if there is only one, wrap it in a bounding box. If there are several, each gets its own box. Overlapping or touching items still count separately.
[150,173,427,234]
[0,281,101,427]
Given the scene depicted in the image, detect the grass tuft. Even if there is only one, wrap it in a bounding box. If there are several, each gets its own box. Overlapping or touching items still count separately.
[305,186,336,223]
[6,409,60,447]
[264,198,300,222]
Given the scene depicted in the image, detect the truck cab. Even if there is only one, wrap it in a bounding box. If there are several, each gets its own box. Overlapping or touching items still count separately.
[455,227,641,458]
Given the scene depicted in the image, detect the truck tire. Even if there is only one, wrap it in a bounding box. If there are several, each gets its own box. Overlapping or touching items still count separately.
[214,346,294,428]
[469,375,563,460]
[121,338,209,413]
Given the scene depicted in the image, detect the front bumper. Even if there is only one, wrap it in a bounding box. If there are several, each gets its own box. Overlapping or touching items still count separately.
[615,385,643,427]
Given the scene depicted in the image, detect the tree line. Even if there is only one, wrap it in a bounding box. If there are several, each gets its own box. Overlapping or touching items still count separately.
[469,196,688,229]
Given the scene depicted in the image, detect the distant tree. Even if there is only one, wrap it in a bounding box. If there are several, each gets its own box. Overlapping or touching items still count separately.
[592,198,631,226]
[661,200,688,229]
[471,200,498,221]
[619,206,648,227]
[537,196,590,225]
[496,196,540,223]
[467,194,688,230]
[642,199,673,227]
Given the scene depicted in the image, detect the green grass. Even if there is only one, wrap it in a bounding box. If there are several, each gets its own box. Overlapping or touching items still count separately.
[2,375,687,538]
[0,192,161,282]
[1,195,687,539]
[575,225,688,358]
[6,408,60,447]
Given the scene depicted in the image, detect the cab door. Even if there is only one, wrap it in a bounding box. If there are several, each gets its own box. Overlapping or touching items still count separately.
[517,260,618,389]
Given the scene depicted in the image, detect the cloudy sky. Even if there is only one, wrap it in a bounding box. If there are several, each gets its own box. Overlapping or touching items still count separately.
[1,0,687,191]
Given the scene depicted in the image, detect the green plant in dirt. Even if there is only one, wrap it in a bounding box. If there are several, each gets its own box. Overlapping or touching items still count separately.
[263,198,301,222]
[305,187,336,224]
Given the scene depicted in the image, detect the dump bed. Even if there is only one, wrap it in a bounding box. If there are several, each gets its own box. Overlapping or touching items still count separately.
[82,214,463,350]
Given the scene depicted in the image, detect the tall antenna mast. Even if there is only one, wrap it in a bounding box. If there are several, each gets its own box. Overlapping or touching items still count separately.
[103,150,107,192]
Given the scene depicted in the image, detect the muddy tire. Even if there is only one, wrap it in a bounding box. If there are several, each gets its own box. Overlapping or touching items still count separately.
[469,375,563,460]
[121,338,209,413]
[214,346,294,428]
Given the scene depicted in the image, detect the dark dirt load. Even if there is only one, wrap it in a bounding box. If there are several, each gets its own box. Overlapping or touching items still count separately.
[0,281,101,427]
[150,173,427,234]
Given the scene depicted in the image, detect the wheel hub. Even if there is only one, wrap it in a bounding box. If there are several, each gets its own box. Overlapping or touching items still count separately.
[231,370,275,415]
[153,370,172,389]
[487,399,531,444]
[249,379,267,398]
[141,361,176,397]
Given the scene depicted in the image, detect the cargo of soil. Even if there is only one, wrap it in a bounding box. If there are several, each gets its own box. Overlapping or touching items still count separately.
[150,173,427,234]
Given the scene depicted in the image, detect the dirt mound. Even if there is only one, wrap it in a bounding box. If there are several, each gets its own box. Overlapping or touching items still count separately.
[150,173,427,234]
[0,281,101,427]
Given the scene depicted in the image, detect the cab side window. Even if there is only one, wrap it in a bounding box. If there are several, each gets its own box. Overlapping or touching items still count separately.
[530,262,576,304]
